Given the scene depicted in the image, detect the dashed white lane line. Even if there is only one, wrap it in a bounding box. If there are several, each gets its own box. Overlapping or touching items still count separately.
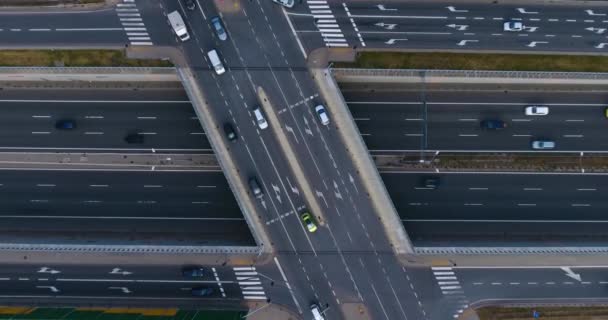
[212,268,226,298]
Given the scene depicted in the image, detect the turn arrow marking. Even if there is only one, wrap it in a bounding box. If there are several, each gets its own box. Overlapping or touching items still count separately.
[377,4,396,11]
[447,24,468,31]
[385,38,408,45]
[561,267,582,282]
[446,6,468,13]
[457,40,478,46]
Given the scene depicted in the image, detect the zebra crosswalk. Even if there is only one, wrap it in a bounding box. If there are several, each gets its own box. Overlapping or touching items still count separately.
[116,0,152,46]
[307,0,348,47]
[233,266,268,301]
[431,266,469,319]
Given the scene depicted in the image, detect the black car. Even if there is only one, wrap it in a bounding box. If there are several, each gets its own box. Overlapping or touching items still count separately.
[422,177,440,189]
[223,122,237,141]
[249,177,263,198]
[191,286,214,296]
[55,119,76,130]
[182,266,205,277]
[124,133,144,144]
[480,119,507,130]
[184,0,195,10]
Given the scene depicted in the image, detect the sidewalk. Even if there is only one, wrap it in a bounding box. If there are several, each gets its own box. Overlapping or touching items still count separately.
[245,302,301,320]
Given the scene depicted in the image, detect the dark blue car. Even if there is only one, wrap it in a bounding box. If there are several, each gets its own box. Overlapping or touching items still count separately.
[191,286,214,296]
[182,266,204,277]
[55,119,76,130]
[480,119,507,130]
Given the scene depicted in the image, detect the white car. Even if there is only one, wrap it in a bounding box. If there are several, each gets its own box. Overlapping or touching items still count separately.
[531,140,555,150]
[525,106,549,116]
[253,106,268,130]
[272,0,294,8]
[315,105,330,126]
[503,21,523,32]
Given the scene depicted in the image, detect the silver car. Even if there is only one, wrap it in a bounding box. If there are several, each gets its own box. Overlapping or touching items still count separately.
[531,140,555,150]
[272,0,294,8]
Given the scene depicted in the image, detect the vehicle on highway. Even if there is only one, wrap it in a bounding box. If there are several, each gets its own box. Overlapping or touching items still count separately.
[253,106,268,129]
[310,303,325,320]
[55,119,76,130]
[184,0,195,10]
[272,0,294,8]
[503,21,523,32]
[531,140,556,150]
[211,16,227,41]
[301,212,318,233]
[191,286,214,296]
[249,177,263,198]
[207,50,225,75]
[182,266,205,277]
[223,122,237,142]
[605,107,608,118]
[525,105,549,116]
[480,119,507,130]
[315,104,330,126]
[124,133,144,144]
[422,177,440,189]
[168,11,190,41]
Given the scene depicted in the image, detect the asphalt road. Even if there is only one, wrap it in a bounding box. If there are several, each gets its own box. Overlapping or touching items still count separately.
[0,88,210,152]
[381,171,608,246]
[0,170,253,246]
[341,82,608,152]
[285,0,608,53]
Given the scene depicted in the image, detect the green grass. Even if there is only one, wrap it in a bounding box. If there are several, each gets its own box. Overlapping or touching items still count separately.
[0,50,173,67]
[0,308,245,320]
[335,51,608,72]
[0,0,103,6]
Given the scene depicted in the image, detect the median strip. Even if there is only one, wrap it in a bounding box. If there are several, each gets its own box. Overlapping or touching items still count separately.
[0,50,172,67]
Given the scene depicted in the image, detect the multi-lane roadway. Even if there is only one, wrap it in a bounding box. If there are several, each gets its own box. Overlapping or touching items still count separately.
[287,1,608,54]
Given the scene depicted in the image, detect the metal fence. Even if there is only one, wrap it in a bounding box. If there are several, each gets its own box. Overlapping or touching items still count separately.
[0,67,176,74]
[332,68,608,80]
[416,246,608,255]
[0,243,260,254]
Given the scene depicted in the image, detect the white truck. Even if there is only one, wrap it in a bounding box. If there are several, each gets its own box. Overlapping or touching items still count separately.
[168,10,190,42]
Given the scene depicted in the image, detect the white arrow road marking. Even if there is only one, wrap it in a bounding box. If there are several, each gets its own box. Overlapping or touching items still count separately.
[524,26,538,32]
[385,38,408,45]
[109,287,131,293]
[526,41,548,47]
[374,22,397,30]
[446,24,468,31]
[586,27,606,34]
[272,184,282,203]
[37,286,59,293]
[595,43,608,48]
[315,190,329,207]
[110,268,132,275]
[517,8,538,14]
[284,125,299,144]
[38,267,60,274]
[586,10,606,16]
[446,6,468,12]
[377,4,397,11]
[286,177,299,195]
[457,40,478,46]
[348,173,359,194]
[561,267,582,282]
[260,199,267,210]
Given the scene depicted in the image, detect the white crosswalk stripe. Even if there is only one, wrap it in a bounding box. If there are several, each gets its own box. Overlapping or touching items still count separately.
[233,267,268,301]
[431,267,468,319]
[115,0,152,46]
[307,0,347,47]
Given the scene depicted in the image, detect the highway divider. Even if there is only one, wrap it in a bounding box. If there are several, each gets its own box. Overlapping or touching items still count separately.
[375,152,608,173]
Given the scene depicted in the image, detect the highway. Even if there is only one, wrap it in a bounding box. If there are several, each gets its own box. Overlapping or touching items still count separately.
[382,171,608,246]
[0,170,253,246]
[286,0,608,53]
[341,82,608,152]
[0,88,210,152]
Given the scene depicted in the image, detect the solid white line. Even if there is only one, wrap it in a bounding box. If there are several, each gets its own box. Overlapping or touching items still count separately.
[403,218,608,223]
[405,118,423,121]
[32,115,50,118]
[350,14,447,19]
[233,267,255,271]
[243,296,268,300]
[55,28,124,31]
[577,188,596,191]
[458,118,477,121]
[130,42,153,46]
[468,187,488,190]
[36,184,55,187]
[89,185,108,187]
[511,119,531,122]
[274,257,301,313]
[563,134,583,138]
[0,100,189,103]
[512,134,532,137]
[84,132,104,135]
[523,188,542,191]
[29,29,51,31]
[0,215,242,221]
[282,6,308,59]
[347,101,608,107]
[57,278,231,283]
[458,134,478,137]
[565,119,584,122]
[431,267,453,270]
[31,132,50,135]
[517,203,536,206]
[360,31,451,35]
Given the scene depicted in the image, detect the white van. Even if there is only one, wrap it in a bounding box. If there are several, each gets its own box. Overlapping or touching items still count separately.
[168,11,190,42]
[310,304,325,320]
[207,50,225,75]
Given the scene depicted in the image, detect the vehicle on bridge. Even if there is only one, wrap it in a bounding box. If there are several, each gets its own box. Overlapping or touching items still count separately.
[253,106,268,129]
[55,119,76,130]
[503,20,523,32]
[525,105,549,116]
[532,140,556,150]
[224,122,237,142]
[272,0,294,8]
[310,303,326,320]
[249,177,263,198]
[191,286,214,296]
[207,49,225,75]
[168,11,190,42]
[211,16,228,41]
[301,212,318,233]
[315,105,330,126]
[480,119,507,130]
[182,266,205,277]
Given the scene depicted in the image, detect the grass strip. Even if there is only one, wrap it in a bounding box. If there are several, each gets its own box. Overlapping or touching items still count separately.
[478,306,608,320]
[335,51,608,72]
[0,50,172,67]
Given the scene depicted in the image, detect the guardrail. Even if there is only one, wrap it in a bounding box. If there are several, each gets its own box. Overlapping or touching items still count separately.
[416,246,608,255]
[0,67,176,74]
[332,68,608,80]
[0,243,260,254]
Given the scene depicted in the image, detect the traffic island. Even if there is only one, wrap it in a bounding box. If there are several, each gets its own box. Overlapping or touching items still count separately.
[374,152,608,173]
